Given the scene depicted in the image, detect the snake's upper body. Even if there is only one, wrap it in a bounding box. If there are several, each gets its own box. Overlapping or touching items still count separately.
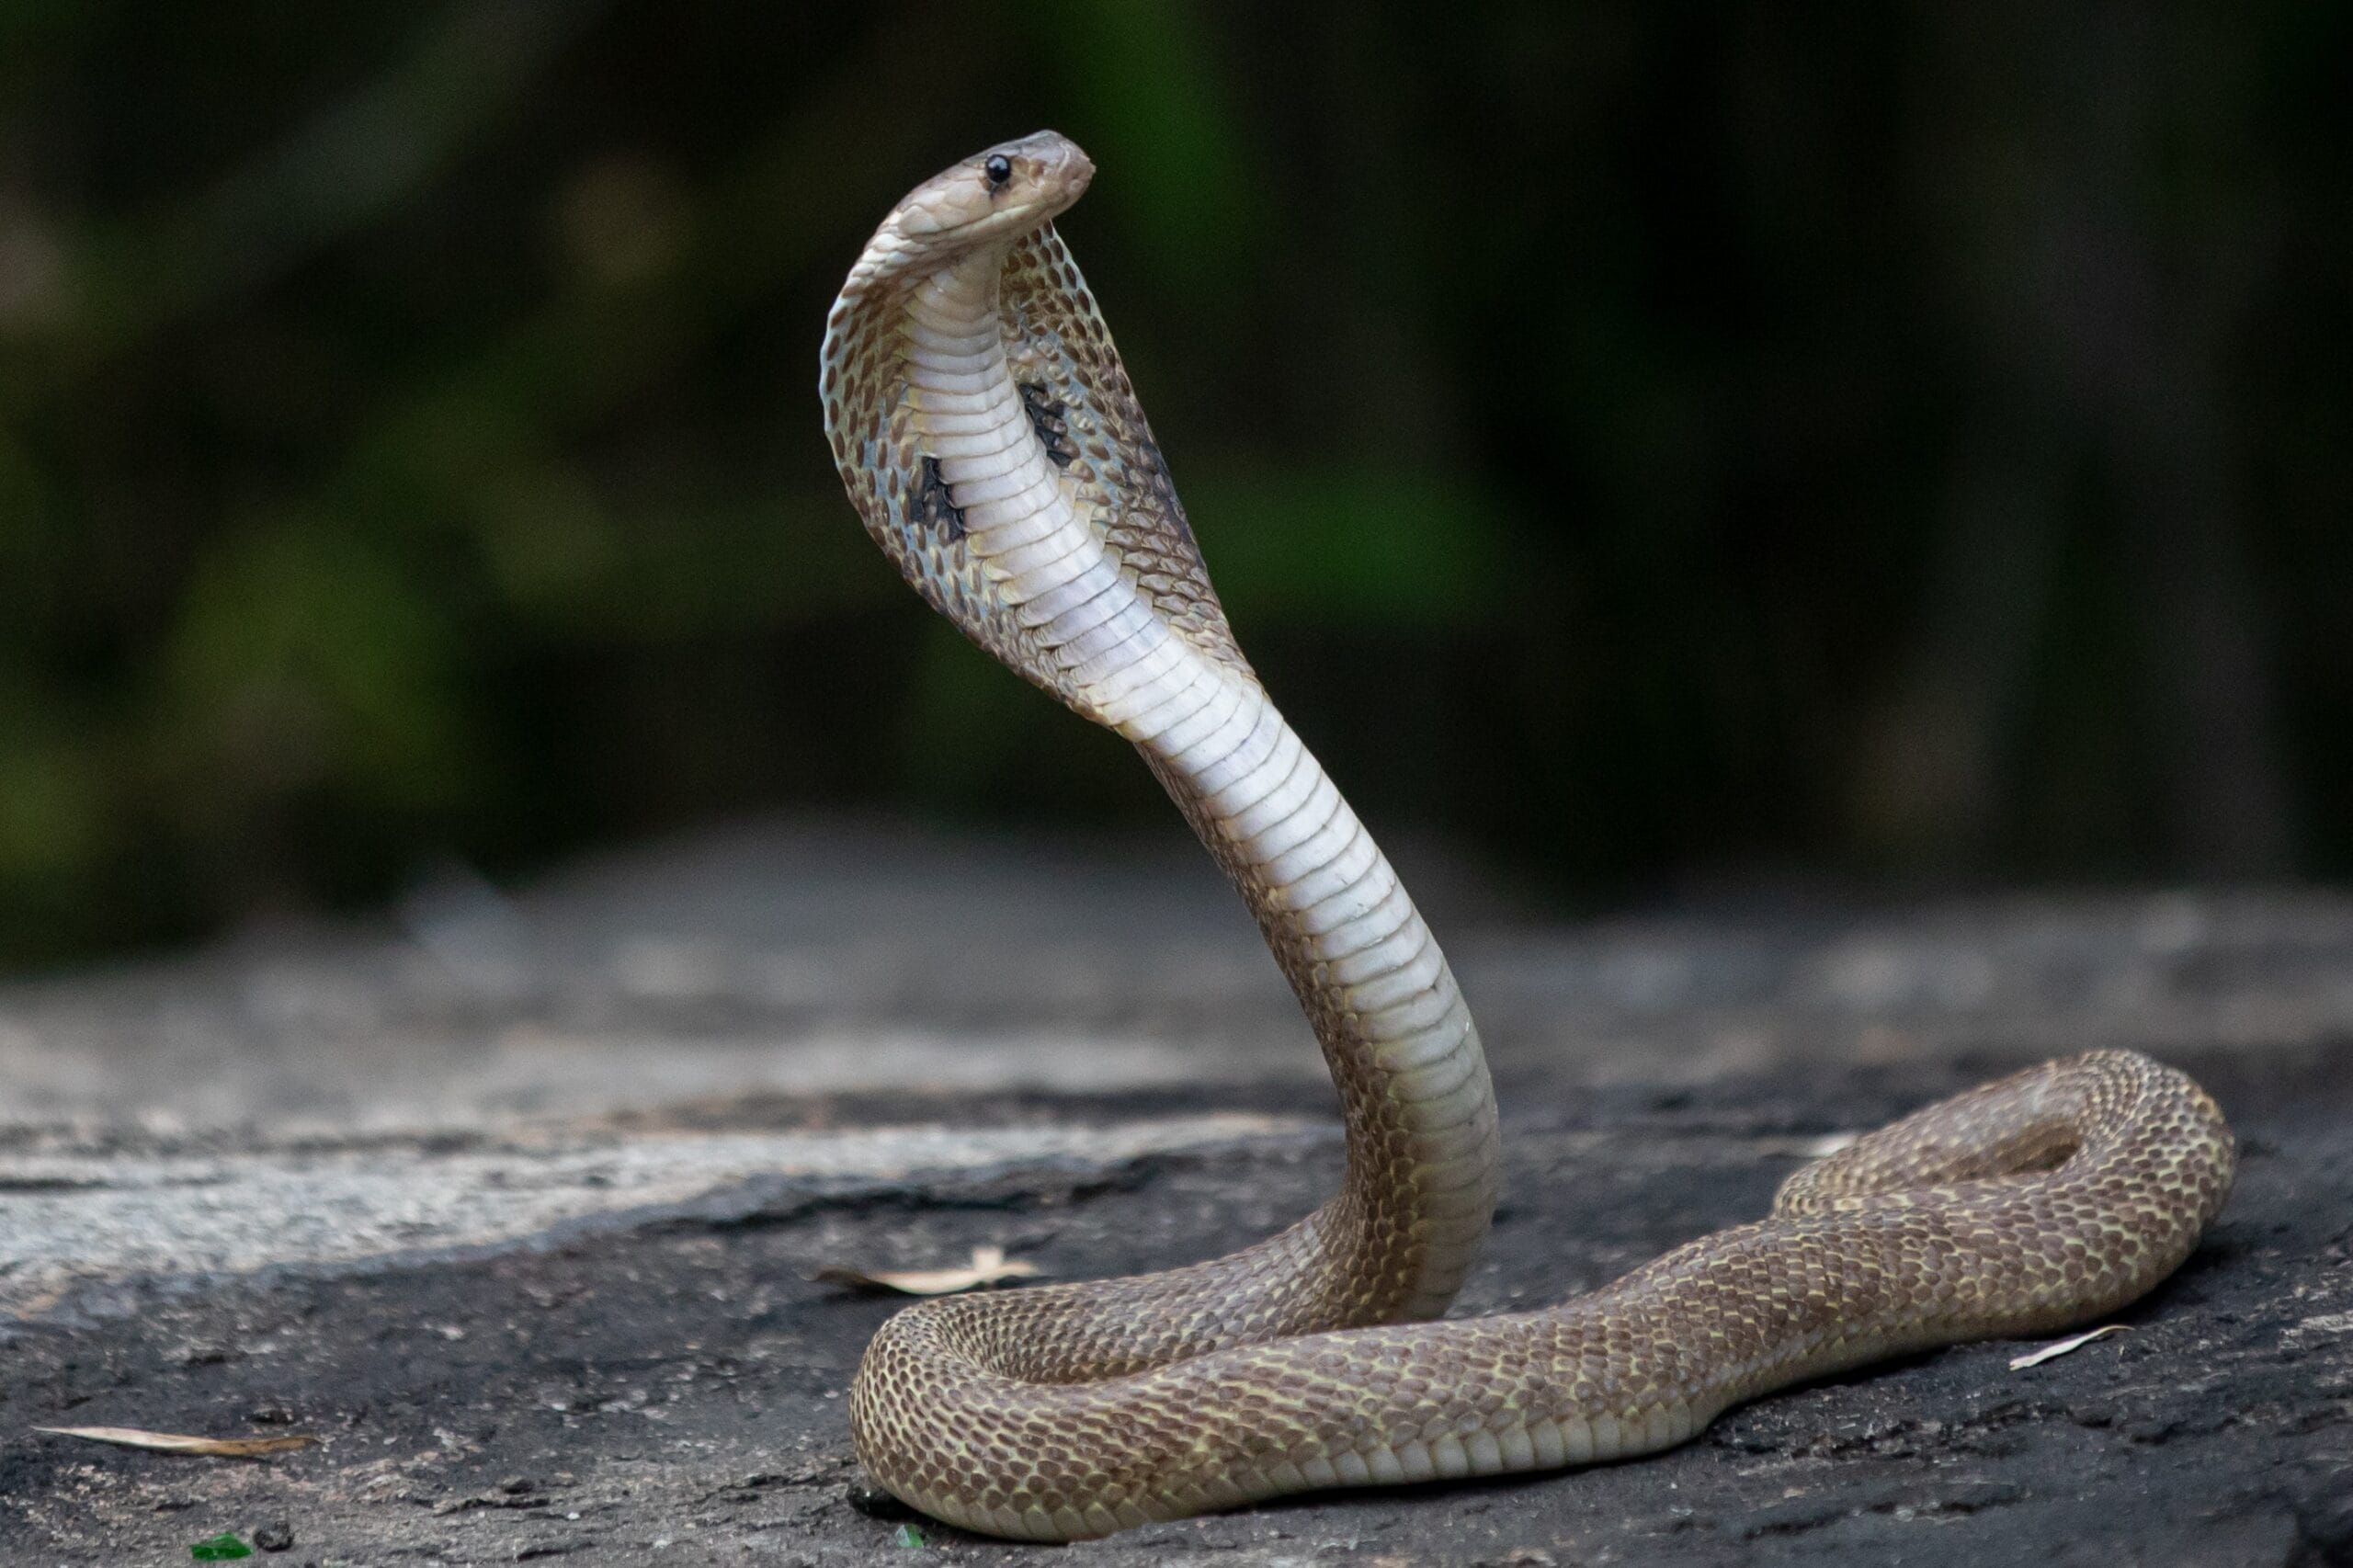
[818,131,2237,1543]
[820,131,1500,1345]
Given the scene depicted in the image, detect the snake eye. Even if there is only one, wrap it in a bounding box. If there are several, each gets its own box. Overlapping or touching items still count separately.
[983,154,1013,188]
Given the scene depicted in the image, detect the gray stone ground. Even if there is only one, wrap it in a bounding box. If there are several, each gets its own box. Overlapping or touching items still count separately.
[3,818,2349,1565]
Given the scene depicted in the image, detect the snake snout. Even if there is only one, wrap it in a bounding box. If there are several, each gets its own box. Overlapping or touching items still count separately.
[1025,131,1095,199]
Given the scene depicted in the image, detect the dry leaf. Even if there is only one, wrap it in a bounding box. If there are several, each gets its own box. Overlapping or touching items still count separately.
[1752,1131,1862,1159]
[2008,1324,2129,1370]
[813,1244,1040,1296]
[32,1426,315,1457]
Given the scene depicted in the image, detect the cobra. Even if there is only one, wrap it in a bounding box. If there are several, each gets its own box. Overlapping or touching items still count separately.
[817,131,2236,1543]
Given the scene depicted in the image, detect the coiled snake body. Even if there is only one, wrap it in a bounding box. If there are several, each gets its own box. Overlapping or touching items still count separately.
[818,131,2236,1542]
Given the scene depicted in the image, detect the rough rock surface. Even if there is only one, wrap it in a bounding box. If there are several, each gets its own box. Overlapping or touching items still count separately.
[3,821,2348,1565]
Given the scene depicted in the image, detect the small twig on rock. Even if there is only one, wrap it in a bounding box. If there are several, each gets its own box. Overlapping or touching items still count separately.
[813,1244,1040,1296]
[2008,1324,2129,1370]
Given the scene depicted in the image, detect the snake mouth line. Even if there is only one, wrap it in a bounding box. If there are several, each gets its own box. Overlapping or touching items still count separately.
[900,199,1068,246]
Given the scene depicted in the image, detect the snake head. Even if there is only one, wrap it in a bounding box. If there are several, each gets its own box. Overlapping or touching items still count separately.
[844,131,1095,290]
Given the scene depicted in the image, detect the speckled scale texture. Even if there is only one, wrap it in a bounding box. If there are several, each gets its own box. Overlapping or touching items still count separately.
[822,132,2238,1544]
[820,217,1250,709]
[850,1051,2232,1540]
[821,277,1078,706]
[995,229,1254,679]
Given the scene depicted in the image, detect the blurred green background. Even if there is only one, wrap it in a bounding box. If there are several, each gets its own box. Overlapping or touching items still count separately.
[0,0,2346,968]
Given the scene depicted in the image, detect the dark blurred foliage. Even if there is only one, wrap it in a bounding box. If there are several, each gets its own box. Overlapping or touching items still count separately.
[0,0,2347,967]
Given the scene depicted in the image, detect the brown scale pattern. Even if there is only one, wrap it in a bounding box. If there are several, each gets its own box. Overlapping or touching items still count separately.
[821,280,1083,709]
[849,1053,2232,1540]
[820,218,1254,710]
[997,229,1256,681]
[822,133,2237,1544]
